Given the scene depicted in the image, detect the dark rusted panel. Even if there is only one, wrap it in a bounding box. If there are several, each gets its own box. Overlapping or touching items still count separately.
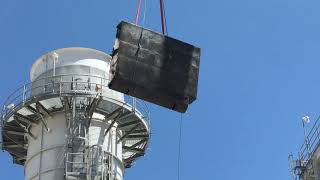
[109,21,201,113]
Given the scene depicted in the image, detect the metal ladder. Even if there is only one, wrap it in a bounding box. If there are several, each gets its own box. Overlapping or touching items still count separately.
[64,96,116,180]
[65,97,90,180]
[88,145,115,180]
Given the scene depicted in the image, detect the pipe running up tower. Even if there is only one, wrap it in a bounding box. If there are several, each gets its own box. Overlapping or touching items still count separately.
[0,47,150,180]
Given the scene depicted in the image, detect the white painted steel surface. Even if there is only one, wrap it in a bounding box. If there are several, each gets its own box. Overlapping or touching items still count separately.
[1,47,149,180]
[25,48,125,180]
[25,113,66,180]
[30,48,111,81]
[29,47,124,102]
[25,113,124,180]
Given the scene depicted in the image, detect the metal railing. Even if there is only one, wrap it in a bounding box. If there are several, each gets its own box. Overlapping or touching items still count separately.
[87,145,113,180]
[65,152,88,179]
[298,115,320,164]
[1,74,150,126]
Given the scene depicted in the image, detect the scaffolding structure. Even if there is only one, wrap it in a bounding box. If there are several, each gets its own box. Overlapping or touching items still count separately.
[0,48,151,180]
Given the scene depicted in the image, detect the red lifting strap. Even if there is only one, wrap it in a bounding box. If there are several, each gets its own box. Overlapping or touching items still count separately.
[135,0,142,25]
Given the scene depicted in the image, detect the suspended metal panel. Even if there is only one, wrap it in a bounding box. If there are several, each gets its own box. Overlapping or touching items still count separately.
[109,21,201,113]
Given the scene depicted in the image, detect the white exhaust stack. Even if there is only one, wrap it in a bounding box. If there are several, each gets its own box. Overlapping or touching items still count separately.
[1,47,150,180]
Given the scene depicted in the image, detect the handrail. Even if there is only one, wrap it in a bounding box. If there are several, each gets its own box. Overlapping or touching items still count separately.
[8,74,111,102]
[1,74,150,127]
[298,115,320,163]
[3,74,111,106]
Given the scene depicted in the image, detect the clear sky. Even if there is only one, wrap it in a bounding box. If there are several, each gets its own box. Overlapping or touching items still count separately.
[0,0,320,179]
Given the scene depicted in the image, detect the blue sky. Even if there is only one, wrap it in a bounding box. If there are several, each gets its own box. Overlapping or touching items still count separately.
[1,0,320,179]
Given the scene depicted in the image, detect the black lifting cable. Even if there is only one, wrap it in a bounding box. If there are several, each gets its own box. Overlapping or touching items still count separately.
[160,0,169,35]
[162,0,169,35]
[159,1,183,179]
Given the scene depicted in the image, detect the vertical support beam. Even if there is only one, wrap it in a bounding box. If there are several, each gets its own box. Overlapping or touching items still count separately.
[22,84,26,105]
[52,52,58,77]
[38,121,44,180]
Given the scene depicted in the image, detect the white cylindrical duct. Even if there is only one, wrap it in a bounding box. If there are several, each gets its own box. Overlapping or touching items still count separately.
[25,48,125,180]
[25,113,124,180]
[30,47,124,102]
[25,113,66,180]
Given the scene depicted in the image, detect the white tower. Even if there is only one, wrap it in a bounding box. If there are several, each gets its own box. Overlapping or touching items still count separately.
[1,47,150,180]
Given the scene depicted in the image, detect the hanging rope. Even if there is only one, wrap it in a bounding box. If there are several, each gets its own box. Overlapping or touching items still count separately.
[162,0,169,35]
[142,0,147,27]
[133,0,148,110]
[159,0,166,34]
[135,0,142,25]
[160,2,182,179]
[135,0,148,27]
[177,113,183,180]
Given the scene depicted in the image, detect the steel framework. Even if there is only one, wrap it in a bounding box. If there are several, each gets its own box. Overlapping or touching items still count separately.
[0,73,150,180]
